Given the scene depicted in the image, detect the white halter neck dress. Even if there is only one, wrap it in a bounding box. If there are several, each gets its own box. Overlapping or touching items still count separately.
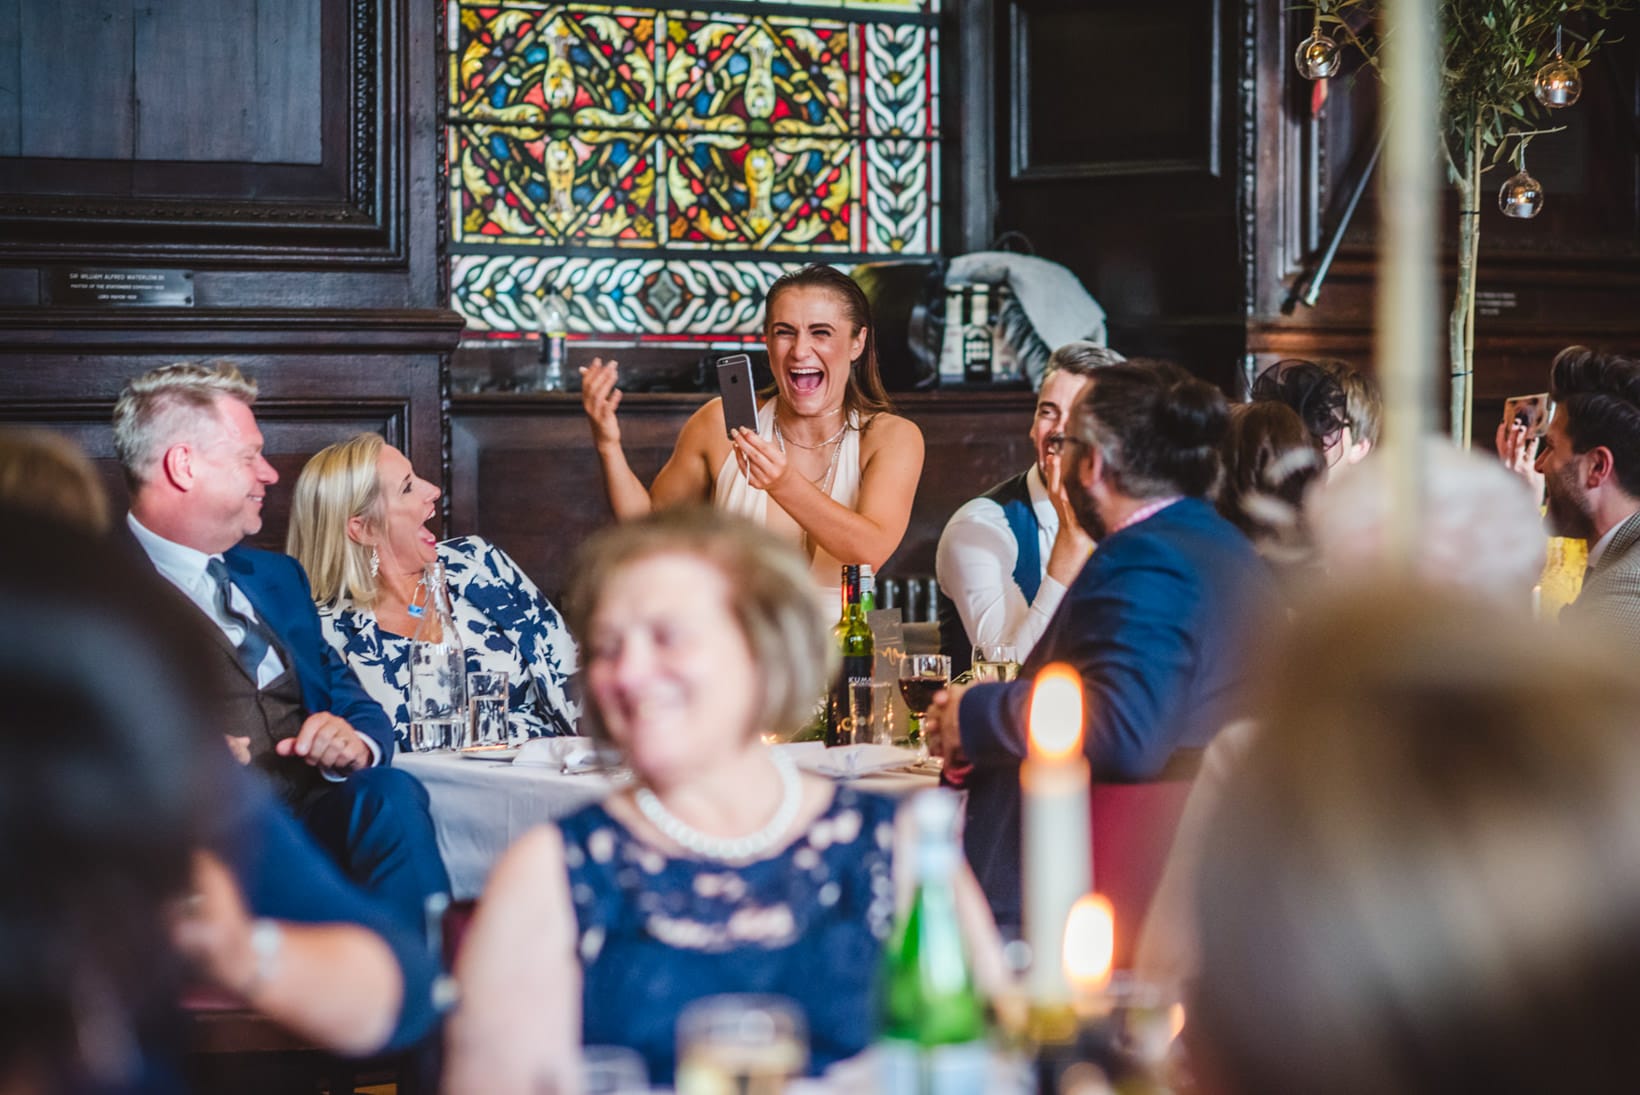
[714,399,863,597]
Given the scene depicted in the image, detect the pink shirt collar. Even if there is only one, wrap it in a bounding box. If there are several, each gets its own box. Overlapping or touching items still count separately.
[1111,496,1183,535]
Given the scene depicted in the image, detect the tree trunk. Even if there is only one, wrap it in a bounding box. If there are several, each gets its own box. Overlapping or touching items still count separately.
[1449,127,1483,447]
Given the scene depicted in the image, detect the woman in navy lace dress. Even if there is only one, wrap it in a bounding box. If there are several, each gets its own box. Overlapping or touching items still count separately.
[287,433,579,750]
[444,509,1003,1092]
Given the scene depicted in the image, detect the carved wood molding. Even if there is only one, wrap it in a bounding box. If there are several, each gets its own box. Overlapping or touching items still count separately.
[0,308,466,352]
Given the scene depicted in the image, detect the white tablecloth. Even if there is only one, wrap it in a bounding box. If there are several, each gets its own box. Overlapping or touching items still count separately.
[398,745,938,899]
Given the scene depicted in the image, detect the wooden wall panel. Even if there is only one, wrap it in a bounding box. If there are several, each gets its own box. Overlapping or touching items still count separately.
[450,391,1037,601]
[0,310,460,551]
[1247,0,1640,436]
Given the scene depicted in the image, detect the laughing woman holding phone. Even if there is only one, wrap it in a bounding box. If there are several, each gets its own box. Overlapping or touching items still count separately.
[579,265,925,587]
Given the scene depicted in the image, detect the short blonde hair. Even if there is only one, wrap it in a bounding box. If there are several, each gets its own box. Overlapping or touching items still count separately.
[563,507,834,745]
[287,433,387,608]
[0,429,111,534]
[112,362,257,489]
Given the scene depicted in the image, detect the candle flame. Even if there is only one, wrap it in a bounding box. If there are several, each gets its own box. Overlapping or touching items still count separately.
[1062,892,1115,993]
[1029,663,1084,761]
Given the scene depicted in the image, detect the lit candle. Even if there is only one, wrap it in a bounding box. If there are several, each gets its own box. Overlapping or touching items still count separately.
[1062,893,1115,1018]
[1023,663,1093,1008]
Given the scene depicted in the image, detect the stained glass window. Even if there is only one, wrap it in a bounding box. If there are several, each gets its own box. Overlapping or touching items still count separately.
[446,1,942,347]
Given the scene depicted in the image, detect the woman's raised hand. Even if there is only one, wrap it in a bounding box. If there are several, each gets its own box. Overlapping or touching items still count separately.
[732,427,793,493]
[580,358,623,449]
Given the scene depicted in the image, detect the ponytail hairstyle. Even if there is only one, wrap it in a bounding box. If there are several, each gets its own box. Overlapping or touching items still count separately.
[1070,359,1228,499]
[764,265,894,420]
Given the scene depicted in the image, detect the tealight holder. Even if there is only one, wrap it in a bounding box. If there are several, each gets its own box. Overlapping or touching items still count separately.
[1294,29,1342,79]
[1499,167,1544,219]
[1533,55,1582,108]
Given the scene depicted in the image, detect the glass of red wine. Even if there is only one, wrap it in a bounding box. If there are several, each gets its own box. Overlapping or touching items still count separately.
[898,653,951,756]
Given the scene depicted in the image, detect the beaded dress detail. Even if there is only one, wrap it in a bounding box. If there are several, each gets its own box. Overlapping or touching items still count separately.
[559,784,899,1084]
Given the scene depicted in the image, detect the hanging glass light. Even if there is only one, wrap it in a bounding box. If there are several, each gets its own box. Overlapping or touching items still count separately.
[1295,7,1342,80]
[1534,27,1582,108]
[1499,147,1544,219]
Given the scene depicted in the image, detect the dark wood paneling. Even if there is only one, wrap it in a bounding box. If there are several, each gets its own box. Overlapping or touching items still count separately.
[1248,0,1640,441]
[993,0,1247,386]
[450,391,1037,600]
[0,311,462,550]
[1010,0,1220,181]
[0,0,397,274]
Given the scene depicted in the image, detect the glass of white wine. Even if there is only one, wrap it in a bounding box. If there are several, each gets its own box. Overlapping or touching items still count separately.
[971,642,1020,683]
[675,994,808,1095]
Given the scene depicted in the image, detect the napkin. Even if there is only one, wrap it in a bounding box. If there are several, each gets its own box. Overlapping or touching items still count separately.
[790,743,919,779]
[512,736,611,773]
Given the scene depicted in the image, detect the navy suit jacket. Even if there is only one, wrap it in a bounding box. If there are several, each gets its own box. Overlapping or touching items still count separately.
[223,545,396,763]
[956,496,1278,928]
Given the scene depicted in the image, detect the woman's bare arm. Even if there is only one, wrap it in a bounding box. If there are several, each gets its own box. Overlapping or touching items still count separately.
[734,412,925,569]
[445,826,581,1095]
[581,359,654,519]
[648,400,730,509]
[173,853,403,1057]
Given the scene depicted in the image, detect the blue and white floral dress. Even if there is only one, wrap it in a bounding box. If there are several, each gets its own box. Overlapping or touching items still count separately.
[319,536,580,752]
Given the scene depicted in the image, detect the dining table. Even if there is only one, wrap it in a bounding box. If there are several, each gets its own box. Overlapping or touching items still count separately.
[397,741,940,899]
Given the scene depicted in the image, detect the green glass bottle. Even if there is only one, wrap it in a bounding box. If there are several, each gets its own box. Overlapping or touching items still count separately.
[879,790,989,1094]
[826,564,874,747]
[860,564,877,614]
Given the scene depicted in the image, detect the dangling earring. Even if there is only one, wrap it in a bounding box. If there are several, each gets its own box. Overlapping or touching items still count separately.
[369,547,380,579]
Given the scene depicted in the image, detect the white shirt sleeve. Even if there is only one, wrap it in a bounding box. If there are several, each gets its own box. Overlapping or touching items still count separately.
[935,496,1066,661]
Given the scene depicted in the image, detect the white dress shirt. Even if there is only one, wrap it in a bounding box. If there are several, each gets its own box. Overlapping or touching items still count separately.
[934,464,1072,661]
[128,513,287,687]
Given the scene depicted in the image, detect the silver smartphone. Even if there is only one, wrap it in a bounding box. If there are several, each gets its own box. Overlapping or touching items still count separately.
[716,354,759,437]
[1502,392,1552,437]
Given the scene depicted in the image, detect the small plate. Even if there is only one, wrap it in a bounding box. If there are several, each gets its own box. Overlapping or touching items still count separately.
[459,746,520,761]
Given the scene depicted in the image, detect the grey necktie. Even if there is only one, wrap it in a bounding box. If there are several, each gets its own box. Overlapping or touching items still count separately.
[205,557,277,680]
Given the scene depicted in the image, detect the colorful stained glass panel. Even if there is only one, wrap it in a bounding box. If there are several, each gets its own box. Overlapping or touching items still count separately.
[448,1,940,339]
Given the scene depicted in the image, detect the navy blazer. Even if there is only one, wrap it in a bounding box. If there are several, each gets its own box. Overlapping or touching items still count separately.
[956,496,1278,928]
[223,545,397,763]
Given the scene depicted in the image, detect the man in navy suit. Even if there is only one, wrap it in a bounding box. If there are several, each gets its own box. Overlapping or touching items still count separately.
[114,362,449,929]
[924,360,1279,930]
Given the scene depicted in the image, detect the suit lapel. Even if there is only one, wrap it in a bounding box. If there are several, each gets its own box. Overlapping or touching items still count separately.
[118,524,258,684]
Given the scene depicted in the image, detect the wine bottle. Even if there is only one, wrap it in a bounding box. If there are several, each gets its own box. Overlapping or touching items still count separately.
[860,564,877,614]
[826,564,874,747]
[879,789,989,1094]
[534,289,569,391]
[962,286,993,385]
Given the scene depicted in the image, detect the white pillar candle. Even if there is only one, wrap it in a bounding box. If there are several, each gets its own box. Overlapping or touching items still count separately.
[1023,663,1093,1006]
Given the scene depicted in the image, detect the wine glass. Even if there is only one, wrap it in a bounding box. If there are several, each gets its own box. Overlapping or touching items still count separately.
[971,642,1020,683]
[898,653,951,751]
[675,995,808,1095]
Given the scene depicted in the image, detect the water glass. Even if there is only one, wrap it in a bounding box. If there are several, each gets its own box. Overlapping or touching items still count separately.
[466,670,510,750]
[675,994,808,1095]
[848,677,894,746]
[578,1045,648,1095]
[971,642,1021,683]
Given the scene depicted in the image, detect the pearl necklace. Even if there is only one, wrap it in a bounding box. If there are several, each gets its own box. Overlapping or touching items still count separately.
[633,748,803,861]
